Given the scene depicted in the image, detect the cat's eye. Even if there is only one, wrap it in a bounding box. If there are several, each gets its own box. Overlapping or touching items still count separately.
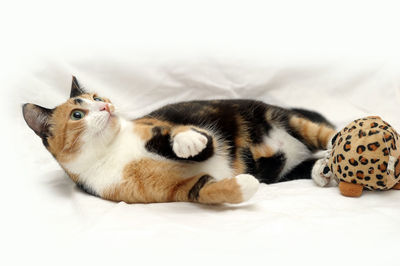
[71,110,85,120]
[93,96,104,102]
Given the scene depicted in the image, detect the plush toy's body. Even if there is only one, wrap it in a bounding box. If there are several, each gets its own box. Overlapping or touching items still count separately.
[312,116,400,197]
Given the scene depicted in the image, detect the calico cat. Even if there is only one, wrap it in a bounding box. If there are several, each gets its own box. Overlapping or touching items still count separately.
[22,77,336,204]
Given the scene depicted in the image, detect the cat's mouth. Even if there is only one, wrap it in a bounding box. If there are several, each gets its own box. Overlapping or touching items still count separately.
[99,112,118,132]
[92,113,112,133]
[102,113,113,127]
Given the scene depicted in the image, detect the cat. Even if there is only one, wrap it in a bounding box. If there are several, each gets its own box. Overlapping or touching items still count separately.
[22,76,336,204]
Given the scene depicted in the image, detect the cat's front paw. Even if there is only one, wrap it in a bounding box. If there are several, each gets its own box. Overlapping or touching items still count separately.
[173,130,208,158]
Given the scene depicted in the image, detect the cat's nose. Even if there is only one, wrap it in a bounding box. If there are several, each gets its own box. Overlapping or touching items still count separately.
[100,103,111,113]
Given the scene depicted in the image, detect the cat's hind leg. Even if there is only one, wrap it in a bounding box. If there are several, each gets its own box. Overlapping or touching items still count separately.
[198,174,260,204]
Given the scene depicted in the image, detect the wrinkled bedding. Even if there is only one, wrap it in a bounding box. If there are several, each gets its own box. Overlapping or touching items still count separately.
[3,53,400,266]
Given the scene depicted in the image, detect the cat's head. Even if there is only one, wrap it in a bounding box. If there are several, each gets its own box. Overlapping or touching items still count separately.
[22,77,120,163]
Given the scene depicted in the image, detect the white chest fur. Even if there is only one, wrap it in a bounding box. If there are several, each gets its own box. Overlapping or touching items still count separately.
[63,119,148,195]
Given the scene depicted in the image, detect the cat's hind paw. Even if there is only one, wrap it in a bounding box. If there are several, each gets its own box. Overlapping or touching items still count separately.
[235,174,260,202]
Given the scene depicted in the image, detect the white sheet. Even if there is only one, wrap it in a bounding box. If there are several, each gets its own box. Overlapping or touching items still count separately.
[3,1,400,265]
[3,54,400,266]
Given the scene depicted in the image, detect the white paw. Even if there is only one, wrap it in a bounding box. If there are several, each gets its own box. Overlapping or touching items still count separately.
[312,158,331,187]
[235,174,260,202]
[330,176,339,186]
[173,130,208,158]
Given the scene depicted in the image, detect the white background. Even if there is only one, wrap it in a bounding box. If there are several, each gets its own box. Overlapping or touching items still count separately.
[2,1,400,265]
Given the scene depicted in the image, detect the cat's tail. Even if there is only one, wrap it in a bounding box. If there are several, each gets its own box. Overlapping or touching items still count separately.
[288,115,336,151]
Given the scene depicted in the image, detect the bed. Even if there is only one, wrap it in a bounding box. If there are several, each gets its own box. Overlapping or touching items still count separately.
[3,51,400,266]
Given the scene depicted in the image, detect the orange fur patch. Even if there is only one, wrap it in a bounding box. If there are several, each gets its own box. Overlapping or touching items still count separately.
[102,158,244,204]
[232,154,246,176]
[133,118,173,141]
[134,118,172,127]
[103,158,193,203]
[171,125,193,137]
[250,143,275,160]
[232,115,251,175]
[289,116,335,149]
[198,177,243,204]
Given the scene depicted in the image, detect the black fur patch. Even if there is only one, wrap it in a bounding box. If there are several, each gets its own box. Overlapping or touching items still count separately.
[42,137,50,147]
[280,159,318,181]
[254,153,286,183]
[70,76,86,98]
[145,127,175,159]
[188,175,213,201]
[143,99,333,184]
[74,98,83,105]
[147,99,273,158]
[76,182,98,197]
[241,147,257,176]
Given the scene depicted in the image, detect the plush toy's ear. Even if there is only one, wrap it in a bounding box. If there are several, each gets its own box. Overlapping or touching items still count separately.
[70,76,86,98]
[22,103,53,141]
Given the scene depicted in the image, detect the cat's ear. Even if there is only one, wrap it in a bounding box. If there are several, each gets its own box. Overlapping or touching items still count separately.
[70,76,86,98]
[22,103,53,139]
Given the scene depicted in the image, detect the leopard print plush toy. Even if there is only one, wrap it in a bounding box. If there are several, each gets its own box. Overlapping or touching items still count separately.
[312,116,400,197]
